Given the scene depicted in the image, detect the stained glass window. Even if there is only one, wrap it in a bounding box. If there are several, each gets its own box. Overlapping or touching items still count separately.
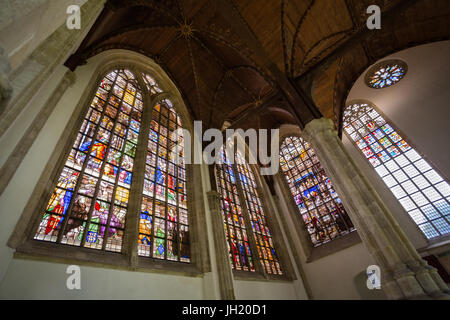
[34,69,144,252]
[138,99,190,262]
[216,148,255,272]
[34,68,193,263]
[142,73,162,95]
[280,137,355,246]
[215,147,283,276]
[344,102,450,239]
[365,60,407,89]
[235,152,283,275]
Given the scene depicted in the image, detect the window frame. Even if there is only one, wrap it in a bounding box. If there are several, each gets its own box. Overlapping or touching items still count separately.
[214,141,296,281]
[9,64,209,276]
[275,130,362,263]
[342,100,450,243]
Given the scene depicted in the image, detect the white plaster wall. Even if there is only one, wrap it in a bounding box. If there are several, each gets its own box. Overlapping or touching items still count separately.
[234,280,299,300]
[273,177,380,300]
[0,0,87,71]
[346,41,450,180]
[0,259,203,300]
[301,243,383,300]
[0,64,67,282]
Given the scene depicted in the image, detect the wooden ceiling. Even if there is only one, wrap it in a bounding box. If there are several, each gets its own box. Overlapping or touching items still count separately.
[66,0,450,133]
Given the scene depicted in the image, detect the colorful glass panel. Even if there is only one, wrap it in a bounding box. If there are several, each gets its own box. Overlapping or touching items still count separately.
[215,148,255,272]
[344,103,450,239]
[366,60,407,89]
[137,99,190,262]
[280,137,355,246]
[235,152,283,275]
[34,69,143,252]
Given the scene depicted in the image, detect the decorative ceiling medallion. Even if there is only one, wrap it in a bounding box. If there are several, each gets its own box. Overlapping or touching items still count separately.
[365,59,408,89]
[179,21,194,39]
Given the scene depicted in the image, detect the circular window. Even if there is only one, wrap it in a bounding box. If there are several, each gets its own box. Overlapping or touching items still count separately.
[365,59,407,89]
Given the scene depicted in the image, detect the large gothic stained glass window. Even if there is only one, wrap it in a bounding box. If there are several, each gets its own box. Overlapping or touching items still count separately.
[34,69,143,252]
[34,69,192,262]
[215,147,283,275]
[343,102,450,239]
[280,137,355,246]
[138,98,190,262]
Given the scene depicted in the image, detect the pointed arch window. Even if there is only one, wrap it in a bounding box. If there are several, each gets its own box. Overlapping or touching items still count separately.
[343,102,450,239]
[32,69,192,263]
[280,136,355,246]
[216,148,254,272]
[138,98,190,262]
[215,147,283,276]
[235,152,283,275]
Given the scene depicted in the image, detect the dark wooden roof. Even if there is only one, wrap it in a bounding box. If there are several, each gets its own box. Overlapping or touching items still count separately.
[66,0,450,133]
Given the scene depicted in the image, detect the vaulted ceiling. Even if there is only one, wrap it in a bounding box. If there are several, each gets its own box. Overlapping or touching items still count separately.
[66,0,450,133]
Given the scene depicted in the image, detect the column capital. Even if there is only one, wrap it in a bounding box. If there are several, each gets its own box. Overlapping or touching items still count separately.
[302,117,336,141]
[61,70,77,87]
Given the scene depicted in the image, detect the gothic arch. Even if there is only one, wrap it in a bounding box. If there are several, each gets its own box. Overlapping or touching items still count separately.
[8,49,210,274]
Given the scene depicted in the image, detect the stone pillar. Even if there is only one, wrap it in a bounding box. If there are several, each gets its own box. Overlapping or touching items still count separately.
[0,46,13,116]
[0,0,106,138]
[302,118,449,300]
[206,191,236,300]
[0,70,76,198]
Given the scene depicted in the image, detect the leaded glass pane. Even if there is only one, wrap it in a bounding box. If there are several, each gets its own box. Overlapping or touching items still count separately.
[137,99,190,263]
[235,152,283,275]
[343,103,450,239]
[280,137,355,247]
[215,148,255,272]
[34,70,142,252]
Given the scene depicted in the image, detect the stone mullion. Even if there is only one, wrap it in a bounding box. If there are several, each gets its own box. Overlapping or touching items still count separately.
[123,91,154,266]
[231,163,266,277]
[206,190,236,300]
[303,118,449,300]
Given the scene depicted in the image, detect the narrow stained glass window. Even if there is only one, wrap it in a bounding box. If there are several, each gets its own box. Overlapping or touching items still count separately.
[343,102,450,239]
[138,99,190,262]
[34,69,144,252]
[235,152,283,275]
[280,137,355,246]
[216,147,255,272]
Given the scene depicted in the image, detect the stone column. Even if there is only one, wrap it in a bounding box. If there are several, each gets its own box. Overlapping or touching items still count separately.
[302,118,449,300]
[0,46,13,116]
[0,70,76,198]
[206,190,236,300]
[0,0,106,138]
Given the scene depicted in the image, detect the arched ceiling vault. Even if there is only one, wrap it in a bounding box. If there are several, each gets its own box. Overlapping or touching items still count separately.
[66,0,450,133]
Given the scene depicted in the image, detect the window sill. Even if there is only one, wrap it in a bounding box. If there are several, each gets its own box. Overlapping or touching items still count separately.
[15,240,203,278]
[417,236,450,257]
[232,269,293,282]
[306,231,361,263]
